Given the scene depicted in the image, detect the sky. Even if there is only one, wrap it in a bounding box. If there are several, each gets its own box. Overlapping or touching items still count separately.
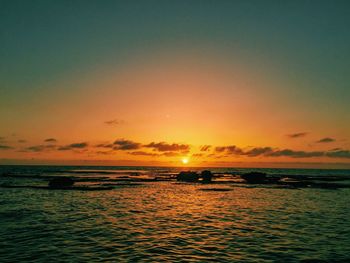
[0,0,350,167]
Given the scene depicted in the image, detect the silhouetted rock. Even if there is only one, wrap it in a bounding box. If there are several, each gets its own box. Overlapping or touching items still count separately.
[176,171,199,182]
[241,172,267,183]
[48,177,74,189]
[201,170,213,183]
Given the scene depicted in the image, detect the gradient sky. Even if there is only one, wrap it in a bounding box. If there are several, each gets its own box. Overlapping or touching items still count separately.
[1,0,350,167]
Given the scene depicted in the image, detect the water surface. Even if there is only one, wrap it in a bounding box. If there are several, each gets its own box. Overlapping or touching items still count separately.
[1,166,349,262]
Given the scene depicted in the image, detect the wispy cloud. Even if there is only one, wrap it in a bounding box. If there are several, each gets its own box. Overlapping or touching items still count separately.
[266,149,324,158]
[0,145,13,150]
[161,151,182,157]
[215,145,243,155]
[287,132,308,138]
[113,139,141,150]
[44,138,57,143]
[200,145,211,152]
[96,143,114,148]
[326,150,350,158]
[25,145,56,152]
[244,147,273,157]
[317,137,335,143]
[5,135,350,160]
[128,151,160,157]
[58,142,88,151]
[211,144,350,159]
[144,142,190,152]
[104,119,125,126]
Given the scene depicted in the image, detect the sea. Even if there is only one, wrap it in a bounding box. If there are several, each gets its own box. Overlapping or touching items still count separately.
[0,165,349,262]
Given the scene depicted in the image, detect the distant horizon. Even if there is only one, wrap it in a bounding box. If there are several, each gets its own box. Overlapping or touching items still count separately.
[1,159,350,170]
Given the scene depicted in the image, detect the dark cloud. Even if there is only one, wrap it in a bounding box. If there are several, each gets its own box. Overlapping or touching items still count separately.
[266,149,324,158]
[144,142,190,152]
[243,147,273,157]
[105,119,125,125]
[330,148,342,151]
[192,153,204,157]
[0,145,13,150]
[215,145,244,155]
[326,150,350,159]
[113,139,141,150]
[25,145,56,152]
[58,142,88,151]
[95,143,114,148]
[200,145,211,152]
[45,138,57,143]
[210,145,350,159]
[18,139,27,143]
[317,137,335,143]
[287,132,308,138]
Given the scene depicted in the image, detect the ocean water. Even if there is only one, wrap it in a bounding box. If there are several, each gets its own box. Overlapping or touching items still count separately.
[1,165,350,262]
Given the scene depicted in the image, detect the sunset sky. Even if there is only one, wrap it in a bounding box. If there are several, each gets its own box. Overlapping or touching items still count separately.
[1,0,349,167]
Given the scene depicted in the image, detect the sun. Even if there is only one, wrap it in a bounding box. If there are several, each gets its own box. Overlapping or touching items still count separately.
[182,157,189,164]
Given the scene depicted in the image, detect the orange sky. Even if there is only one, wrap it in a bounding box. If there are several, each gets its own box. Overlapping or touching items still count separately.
[1,48,349,168]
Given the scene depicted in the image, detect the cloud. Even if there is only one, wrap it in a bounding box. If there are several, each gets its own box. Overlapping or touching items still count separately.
[210,145,350,159]
[96,143,114,148]
[25,145,56,152]
[58,142,88,151]
[215,145,244,155]
[144,142,190,152]
[104,119,125,125]
[326,150,350,159]
[128,151,160,157]
[287,132,308,138]
[45,138,57,143]
[113,139,141,150]
[330,148,342,151]
[128,150,184,157]
[95,150,114,155]
[243,147,273,157]
[18,139,27,143]
[0,145,13,150]
[207,153,227,159]
[200,145,211,152]
[161,151,182,157]
[266,149,324,158]
[317,137,335,143]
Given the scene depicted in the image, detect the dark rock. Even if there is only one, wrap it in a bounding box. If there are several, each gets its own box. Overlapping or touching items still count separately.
[176,171,199,182]
[241,172,267,184]
[48,177,74,189]
[201,170,213,183]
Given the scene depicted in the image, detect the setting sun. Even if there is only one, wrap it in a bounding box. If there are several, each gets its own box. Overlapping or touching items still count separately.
[182,157,189,164]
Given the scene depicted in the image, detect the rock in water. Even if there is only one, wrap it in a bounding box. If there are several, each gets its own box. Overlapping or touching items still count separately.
[48,177,74,189]
[201,170,213,183]
[241,172,267,183]
[176,171,199,182]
